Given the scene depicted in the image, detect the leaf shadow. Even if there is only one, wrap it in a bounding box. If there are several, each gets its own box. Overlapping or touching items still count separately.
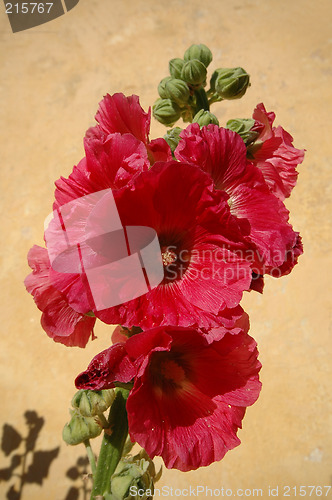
[64,455,93,500]
[0,410,60,500]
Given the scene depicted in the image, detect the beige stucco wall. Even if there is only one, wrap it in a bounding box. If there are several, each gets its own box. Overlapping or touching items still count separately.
[1,0,331,498]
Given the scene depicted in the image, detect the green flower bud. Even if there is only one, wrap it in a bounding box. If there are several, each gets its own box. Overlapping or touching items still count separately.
[110,459,153,500]
[62,410,102,446]
[164,78,190,106]
[169,58,185,79]
[153,98,181,127]
[211,67,250,100]
[157,76,172,99]
[110,450,161,500]
[71,389,115,417]
[184,43,213,68]
[181,59,207,87]
[226,118,259,145]
[163,127,183,153]
[193,109,219,127]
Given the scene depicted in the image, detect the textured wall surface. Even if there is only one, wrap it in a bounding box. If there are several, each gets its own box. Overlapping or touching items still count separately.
[0,1,331,499]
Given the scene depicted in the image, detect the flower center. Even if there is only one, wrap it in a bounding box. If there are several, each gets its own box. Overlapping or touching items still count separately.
[160,359,186,383]
[150,351,187,394]
[161,246,177,266]
[158,236,192,283]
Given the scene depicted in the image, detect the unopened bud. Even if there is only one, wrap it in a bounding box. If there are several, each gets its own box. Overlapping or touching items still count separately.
[62,410,102,446]
[226,118,259,144]
[71,389,115,417]
[181,59,207,87]
[169,58,185,79]
[211,67,250,100]
[193,109,219,127]
[158,77,172,99]
[110,459,153,500]
[164,78,190,106]
[153,98,181,127]
[184,44,212,68]
[110,449,161,500]
[163,127,183,153]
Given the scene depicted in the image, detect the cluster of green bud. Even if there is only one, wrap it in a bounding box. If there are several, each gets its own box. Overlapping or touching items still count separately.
[63,389,115,446]
[154,45,252,129]
[110,449,162,500]
[210,67,250,100]
[226,118,259,145]
[153,44,213,127]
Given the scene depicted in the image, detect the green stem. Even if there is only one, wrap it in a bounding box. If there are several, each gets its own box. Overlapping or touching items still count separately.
[90,388,129,500]
[194,87,210,114]
[84,439,97,478]
[208,94,224,106]
[206,87,215,98]
[96,412,110,430]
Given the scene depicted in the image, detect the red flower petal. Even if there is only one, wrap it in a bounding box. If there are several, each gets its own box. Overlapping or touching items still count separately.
[54,132,149,209]
[24,246,95,347]
[95,93,151,145]
[75,342,136,389]
[88,93,172,165]
[175,124,247,191]
[228,178,300,271]
[251,103,305,200]
[174,122,303,277]
[147,137,172,163]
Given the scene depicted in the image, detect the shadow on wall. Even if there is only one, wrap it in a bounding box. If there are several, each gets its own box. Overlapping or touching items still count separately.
[0,410,59,500]
[64,455,93,500]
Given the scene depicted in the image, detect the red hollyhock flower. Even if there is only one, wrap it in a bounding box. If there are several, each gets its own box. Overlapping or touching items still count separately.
[75,325,261,471]
[249,103,305,201]
[24,245,95,347]
[86,93,172,164]
[175,123,303,278]
[84,161,252,329]
[29,157,251,346]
